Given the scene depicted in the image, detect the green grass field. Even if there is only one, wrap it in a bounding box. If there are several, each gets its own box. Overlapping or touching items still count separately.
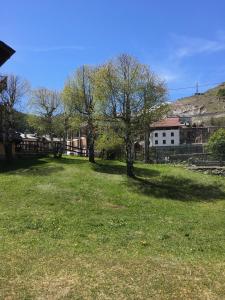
[1,157,225,299]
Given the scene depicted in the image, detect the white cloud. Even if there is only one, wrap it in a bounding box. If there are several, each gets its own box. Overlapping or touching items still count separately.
[142,32,225,100]
[171,33,225,59]
[158,70,178,83]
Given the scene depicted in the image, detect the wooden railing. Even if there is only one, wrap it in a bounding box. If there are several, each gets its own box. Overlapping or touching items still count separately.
[15,140,87,156]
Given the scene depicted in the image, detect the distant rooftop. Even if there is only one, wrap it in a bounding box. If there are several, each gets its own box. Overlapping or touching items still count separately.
[151,117,182,128]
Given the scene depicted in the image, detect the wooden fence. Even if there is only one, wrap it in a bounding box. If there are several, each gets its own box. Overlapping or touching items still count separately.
[15,141,86,156]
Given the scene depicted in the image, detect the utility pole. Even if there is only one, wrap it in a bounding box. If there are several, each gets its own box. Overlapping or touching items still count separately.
[194,82,201,95]
[196,82,199,94]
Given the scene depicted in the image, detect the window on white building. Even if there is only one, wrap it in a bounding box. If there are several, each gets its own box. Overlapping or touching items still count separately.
[155,140,158,145]
[171,132,174,137]
[171,140,174,144]
[155,132,158,137]
[163,140,166,144]
[163,132,166,137]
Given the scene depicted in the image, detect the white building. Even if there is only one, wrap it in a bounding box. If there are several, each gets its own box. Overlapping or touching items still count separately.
[150,117,182,147]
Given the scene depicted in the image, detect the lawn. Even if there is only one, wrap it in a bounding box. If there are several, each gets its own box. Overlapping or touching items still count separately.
[0,157,225,299]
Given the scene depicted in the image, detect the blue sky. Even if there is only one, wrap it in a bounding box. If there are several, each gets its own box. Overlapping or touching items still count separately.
[1,0,225,103]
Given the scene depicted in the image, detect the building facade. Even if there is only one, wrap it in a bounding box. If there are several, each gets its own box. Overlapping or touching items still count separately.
[150,116,223,148]
[150,117,182,147]
[150,129,180,147]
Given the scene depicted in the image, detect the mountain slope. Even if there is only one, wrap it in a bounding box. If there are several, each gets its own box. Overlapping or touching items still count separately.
[172,83,225,118]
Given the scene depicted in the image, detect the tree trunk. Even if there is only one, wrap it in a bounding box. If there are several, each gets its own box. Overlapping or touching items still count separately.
[88,137,95,163]
[50,132,57,158]
[4,142,13,161]
[126,142,134,177]
[63,116,69,154]
[87,118,95,163]
[144,126,150,163]
[124,91,134,177]
[2,105,13,161]
[125,125,134,177]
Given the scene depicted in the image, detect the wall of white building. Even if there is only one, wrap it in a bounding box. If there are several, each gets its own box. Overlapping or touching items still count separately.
[150,129,180,147]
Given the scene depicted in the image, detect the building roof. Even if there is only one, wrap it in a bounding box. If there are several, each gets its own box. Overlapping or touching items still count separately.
[20,133,39,141]
[151,117,182,128]
[42,135,62,142]
[0,41,15,67]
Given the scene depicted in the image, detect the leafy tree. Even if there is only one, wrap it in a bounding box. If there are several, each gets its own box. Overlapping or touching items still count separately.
[94,54,142,176]
[13,111,31,133]
[208,128,225,160]
[96,126,124,160]
[94,54,167,176]
[62,65,97,163]
[137,68,168,162]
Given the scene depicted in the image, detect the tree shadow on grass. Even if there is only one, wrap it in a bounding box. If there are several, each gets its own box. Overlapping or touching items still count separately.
[0,157,63,176]
[0,158,47,172]
[92,161,225,202]
[54,156,88,165]
[92,161,160,177]
[129,176,225,202]
[0,156,89,176]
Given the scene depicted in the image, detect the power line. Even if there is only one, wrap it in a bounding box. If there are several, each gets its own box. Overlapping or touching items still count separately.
[168,81,224,91]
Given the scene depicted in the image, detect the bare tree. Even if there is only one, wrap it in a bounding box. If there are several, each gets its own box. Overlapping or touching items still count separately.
[0,75,28,160]
[30,88,61,147]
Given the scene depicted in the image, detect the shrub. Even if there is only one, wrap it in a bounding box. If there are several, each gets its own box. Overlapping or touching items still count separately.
[96,130,124,160]
[217,88,225,99]
[208,128,225,160]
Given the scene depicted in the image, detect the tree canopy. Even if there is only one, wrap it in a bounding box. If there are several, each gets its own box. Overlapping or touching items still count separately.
[62,65,97,163]
[2,54,168,174]
[94,54,167,176]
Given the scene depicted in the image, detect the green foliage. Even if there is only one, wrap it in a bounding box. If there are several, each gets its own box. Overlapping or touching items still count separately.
[217,88,225,98]
[62,65,97,120]
[62,65,97,162]
[94,54,168,175]
[13,111,31,132]
[96,129,124,159]
[137,69,168,129]
[27,114,64,137]
[208,128,225,159]
[27,114,45,134]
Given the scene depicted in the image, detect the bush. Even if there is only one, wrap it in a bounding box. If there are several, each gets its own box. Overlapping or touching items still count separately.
[96,131,124,160]
[208,128,225,160]
[217,88,225,99]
